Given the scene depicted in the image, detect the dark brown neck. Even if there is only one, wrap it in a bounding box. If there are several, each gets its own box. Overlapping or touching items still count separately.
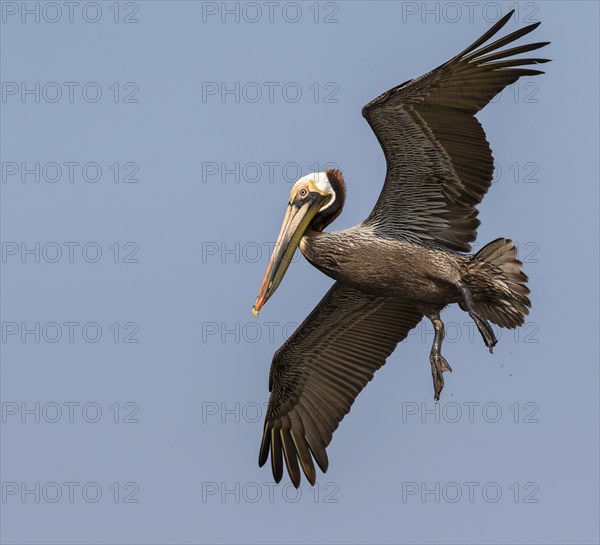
[310,169,346,232]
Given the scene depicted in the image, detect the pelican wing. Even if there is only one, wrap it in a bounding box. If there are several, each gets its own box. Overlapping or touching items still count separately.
[258,282,423,487]
[362,11,550,251]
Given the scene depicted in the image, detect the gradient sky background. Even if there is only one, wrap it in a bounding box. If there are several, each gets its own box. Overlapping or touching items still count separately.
[1,1,598,544]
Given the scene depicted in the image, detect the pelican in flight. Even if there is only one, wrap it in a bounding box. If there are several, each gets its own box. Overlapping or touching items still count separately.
[252,11,549,487]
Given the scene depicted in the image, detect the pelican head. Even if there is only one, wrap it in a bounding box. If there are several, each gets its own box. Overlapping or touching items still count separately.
[252,170,345,316]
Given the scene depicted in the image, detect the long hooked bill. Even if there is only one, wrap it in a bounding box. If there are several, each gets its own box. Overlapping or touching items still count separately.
[252,197,325,316]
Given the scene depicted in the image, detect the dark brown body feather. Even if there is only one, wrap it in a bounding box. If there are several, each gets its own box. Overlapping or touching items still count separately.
[301,227,465,304]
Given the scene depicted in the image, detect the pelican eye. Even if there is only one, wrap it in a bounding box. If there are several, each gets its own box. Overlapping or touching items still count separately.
[299,188,308,197]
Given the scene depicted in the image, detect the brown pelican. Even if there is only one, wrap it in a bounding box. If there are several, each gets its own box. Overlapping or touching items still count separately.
[252,11,549,487]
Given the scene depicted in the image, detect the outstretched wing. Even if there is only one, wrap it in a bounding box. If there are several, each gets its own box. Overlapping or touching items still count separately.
[258,282,423,487]
[362,10,550,251]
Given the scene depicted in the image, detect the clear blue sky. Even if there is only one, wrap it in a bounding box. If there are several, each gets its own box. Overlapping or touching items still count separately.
[1,1,598,543]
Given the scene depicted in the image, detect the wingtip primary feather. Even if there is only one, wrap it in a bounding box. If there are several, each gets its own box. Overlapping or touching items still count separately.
[258,424,271,467]
[280,429,302,488]
[453,9,515,59]
[270,427,284,483]
[290,429,317,486]
[308,441,329,473]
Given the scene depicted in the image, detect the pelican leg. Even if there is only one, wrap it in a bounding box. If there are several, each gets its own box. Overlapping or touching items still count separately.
[457,281,497,352]
[426,312,452,401]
